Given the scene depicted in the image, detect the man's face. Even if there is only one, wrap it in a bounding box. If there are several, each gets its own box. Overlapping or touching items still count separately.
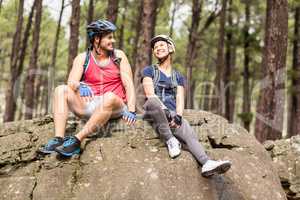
[94,32,115,51]
[153,40,169,59]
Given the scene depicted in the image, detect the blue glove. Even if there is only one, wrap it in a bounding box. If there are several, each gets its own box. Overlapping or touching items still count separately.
[122,108,137,123]
[79,83,93,97]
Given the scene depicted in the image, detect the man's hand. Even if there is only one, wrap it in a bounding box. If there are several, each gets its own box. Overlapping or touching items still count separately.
[78,82,93,102]
[170,114,182,129]
[122,107,136,126]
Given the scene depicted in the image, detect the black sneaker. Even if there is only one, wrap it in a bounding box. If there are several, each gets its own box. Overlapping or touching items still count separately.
[38,137,64,154]
[55,136,81,157]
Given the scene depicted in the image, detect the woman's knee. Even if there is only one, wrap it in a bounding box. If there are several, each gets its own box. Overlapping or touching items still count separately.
[144,97,162,110]
[175,119,198,140]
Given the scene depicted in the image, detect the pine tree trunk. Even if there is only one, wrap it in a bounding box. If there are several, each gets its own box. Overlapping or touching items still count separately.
[49,0,65,114]
[0,0,3,12]
[134,0,158,112]
[203,83,211,110]
[15,0,36,120]
[4,0,24,122]
[169,0,183,37]
[255,0,288,142]
[118,0,128,49]
[24,0,43,119]
[86,0,94,49]
[42,77,49,115]
[52,0,65,69]
[131,1,143,72]
[67,0,81,74]
[106,0,119,24]
[288,6,300,138]
[242,1,251,131]
[211,0,227,116]
[185,0,202,109]
[34,67,43,117]
[224,0,236,123]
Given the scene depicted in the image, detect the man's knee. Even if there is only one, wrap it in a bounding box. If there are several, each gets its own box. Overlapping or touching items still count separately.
[54,85,68,97]
[103,92,120,107]
[54,84,76,102]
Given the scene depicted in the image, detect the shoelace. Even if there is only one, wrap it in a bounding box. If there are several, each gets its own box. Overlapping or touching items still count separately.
[45,138,60,148]
[168,140,176,149]
[63,137,77,147]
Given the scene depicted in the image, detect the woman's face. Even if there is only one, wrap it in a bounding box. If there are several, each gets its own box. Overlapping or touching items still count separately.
[94,32,116,51]
[153,40,170,59]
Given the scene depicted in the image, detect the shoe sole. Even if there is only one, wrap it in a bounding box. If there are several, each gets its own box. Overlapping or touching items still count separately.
[170,152,181,159]
[55,148,81,157]
[202,162,231,178]
[37,148,56,154]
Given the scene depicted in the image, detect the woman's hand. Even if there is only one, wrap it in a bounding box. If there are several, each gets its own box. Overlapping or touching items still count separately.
[169,114,182,129]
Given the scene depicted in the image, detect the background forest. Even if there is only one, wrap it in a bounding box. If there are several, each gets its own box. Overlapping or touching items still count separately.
[0,0,299,143]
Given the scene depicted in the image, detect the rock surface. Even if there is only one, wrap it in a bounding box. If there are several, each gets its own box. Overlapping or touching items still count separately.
[264,136,300,200]
[0,110,287,200]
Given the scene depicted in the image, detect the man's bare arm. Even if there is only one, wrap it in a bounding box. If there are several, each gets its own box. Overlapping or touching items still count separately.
[67,53,85,91]
[117,50,136,112]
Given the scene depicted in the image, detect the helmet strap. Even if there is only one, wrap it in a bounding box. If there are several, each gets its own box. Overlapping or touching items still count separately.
[93,35,104,56]
[158,54,171,65]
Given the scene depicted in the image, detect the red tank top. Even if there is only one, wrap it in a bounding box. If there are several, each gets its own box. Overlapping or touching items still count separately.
[82,53,127,102]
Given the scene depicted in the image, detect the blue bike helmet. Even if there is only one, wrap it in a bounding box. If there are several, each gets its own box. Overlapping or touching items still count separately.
[87,20,117,41]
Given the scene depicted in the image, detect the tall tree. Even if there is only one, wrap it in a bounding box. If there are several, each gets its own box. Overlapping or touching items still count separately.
[255,0,288,142]
[288,5,300,138]
[224,0,236,123]
[0,0,3,12]
[134,0,159,112]
[185,0,202,109]
[242,0,251,131]
[118,0,128,49]
[16,0,37,120]
[86,0,94,49]
[169,0,183,38]
[131,1,143,71]
[24,0,43,119]
[67,0,81,74]
[211,0,227,116]
[4,0,24,122]
[106,0,119,24]
[49,0,65,114]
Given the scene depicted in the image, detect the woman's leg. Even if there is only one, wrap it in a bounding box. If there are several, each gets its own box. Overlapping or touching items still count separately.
[143,97,173,141]
[173,119,210,165]
[143,97,181,158]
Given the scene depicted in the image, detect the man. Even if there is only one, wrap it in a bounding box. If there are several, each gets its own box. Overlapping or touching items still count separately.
[39,20,136,156]
[142,34,231,177]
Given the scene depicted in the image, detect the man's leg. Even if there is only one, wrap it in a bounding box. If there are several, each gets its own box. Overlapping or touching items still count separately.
[55,92,124,156]
[39,85,87,154]
[75,92,124,141]
[53,85,87,138]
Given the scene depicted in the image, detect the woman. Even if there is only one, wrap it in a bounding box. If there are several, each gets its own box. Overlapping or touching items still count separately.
[141,35,231,177]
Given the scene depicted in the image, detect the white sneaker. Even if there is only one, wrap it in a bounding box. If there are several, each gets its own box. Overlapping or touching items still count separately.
[166,137,181,158]
[201,160,231,177]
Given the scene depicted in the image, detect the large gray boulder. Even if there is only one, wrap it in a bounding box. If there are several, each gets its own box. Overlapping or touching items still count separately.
[0,110,286,200]
[264,136,300,200]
